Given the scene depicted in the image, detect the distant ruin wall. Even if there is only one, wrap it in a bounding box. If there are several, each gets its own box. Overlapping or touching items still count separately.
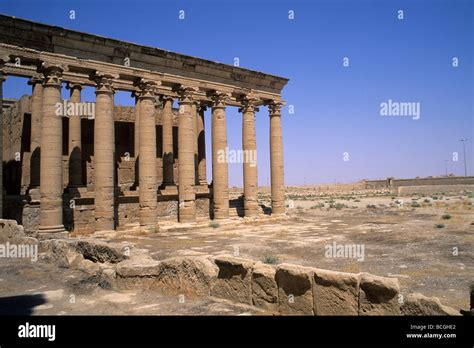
[364,177,474,190]
[398,184,474,196]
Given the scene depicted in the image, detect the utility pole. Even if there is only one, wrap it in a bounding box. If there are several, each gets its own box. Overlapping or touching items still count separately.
[460,138,469,176]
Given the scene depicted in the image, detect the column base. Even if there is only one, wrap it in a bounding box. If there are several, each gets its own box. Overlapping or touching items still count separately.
[271,207,286,215]
[38,225,68,239]
[159,184,178,196]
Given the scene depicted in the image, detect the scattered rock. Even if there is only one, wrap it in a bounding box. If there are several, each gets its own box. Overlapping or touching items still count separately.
[0,219,25,243]
[401,293,459,316]
[77,259,101,275]
[75,240,128,263]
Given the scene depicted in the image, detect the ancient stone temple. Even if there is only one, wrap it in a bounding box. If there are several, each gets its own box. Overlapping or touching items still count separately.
[0,15,289,236]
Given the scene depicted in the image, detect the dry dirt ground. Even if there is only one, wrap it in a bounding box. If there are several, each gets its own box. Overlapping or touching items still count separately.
[0,189,472,314]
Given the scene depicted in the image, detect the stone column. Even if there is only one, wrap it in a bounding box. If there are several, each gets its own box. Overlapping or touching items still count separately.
[28,76,43,188]
[177,87,196,222]
[93,72,117,231]
[137,80,158,229]
[197,103,207,186]
[0,55,8,218]
[269,101,285,215]
[161,96,174,186]
[192,101,199,185]
[210,91,230,219]
[240,97,259,216]
[133,94,140,158]
[38,63,66,235]
[67,83,83,187]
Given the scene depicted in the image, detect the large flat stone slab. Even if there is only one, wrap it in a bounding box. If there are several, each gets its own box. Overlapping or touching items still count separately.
[313,268,360,315]
[155,256,218,296]
[210,256,254,305]
[275,263,314,315]
[359,273,400,315]
[251,263,278,313]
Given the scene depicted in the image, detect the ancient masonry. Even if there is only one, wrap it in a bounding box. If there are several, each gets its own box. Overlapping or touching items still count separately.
[0,15,289,235]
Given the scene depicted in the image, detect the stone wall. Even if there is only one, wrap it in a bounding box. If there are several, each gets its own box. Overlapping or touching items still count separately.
[111,253,459,316]
[2,95,30,194]
[2,96,188,232]
[364,177,474,192]
[398,184,474,196]
[392,176,474,188]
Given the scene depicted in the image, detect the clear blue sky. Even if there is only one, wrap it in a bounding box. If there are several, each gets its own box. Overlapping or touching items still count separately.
[1,0,472,186]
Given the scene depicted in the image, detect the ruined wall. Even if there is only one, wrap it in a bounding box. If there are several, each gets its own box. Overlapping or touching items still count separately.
[398,184,474,196]
[3,98,181,192]
[2,95,30,194]
[3,97,192,233]
[364,176,474,190]
[392,176,474,188]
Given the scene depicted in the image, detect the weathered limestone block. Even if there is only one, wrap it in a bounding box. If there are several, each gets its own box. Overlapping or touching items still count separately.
[40,239,128,267]
[359,273,400,315]
[275,263,314,315]
[156,256,218,296]
[401,293,459,316]
[74,240,128,263]
[39,239,77,268]
[210,256,254,305]
[313,268,360,315]
[0,219,26,243]
[100,267,117,289]
[251,263,278,312]
[77,259,101,275]
[115,258,161,278]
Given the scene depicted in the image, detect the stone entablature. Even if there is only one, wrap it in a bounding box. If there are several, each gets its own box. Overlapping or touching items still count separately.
[0,15,287,103]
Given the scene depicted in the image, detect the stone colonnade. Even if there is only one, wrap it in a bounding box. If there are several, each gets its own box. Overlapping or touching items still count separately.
[0,60,285,235]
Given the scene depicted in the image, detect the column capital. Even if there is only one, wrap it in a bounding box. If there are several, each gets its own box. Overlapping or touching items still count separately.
[27,76,44,86]
[175,85,199,104]
[209,90,230,108]
[197,102,209,114]
[91,71,118,94]
[238,96,260,113]
[66,82,83,91]
[135,78,160,99]
[267,100,284,116]
[39,62,66,86]
[160,94,175,103]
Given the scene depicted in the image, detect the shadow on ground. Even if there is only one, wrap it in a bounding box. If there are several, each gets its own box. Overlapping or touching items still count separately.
[0,294,47,315]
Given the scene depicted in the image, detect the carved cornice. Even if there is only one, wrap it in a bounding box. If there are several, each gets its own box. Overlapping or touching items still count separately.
[39,62,66,86]
[91,71,118,93]
[209,90,230,108]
